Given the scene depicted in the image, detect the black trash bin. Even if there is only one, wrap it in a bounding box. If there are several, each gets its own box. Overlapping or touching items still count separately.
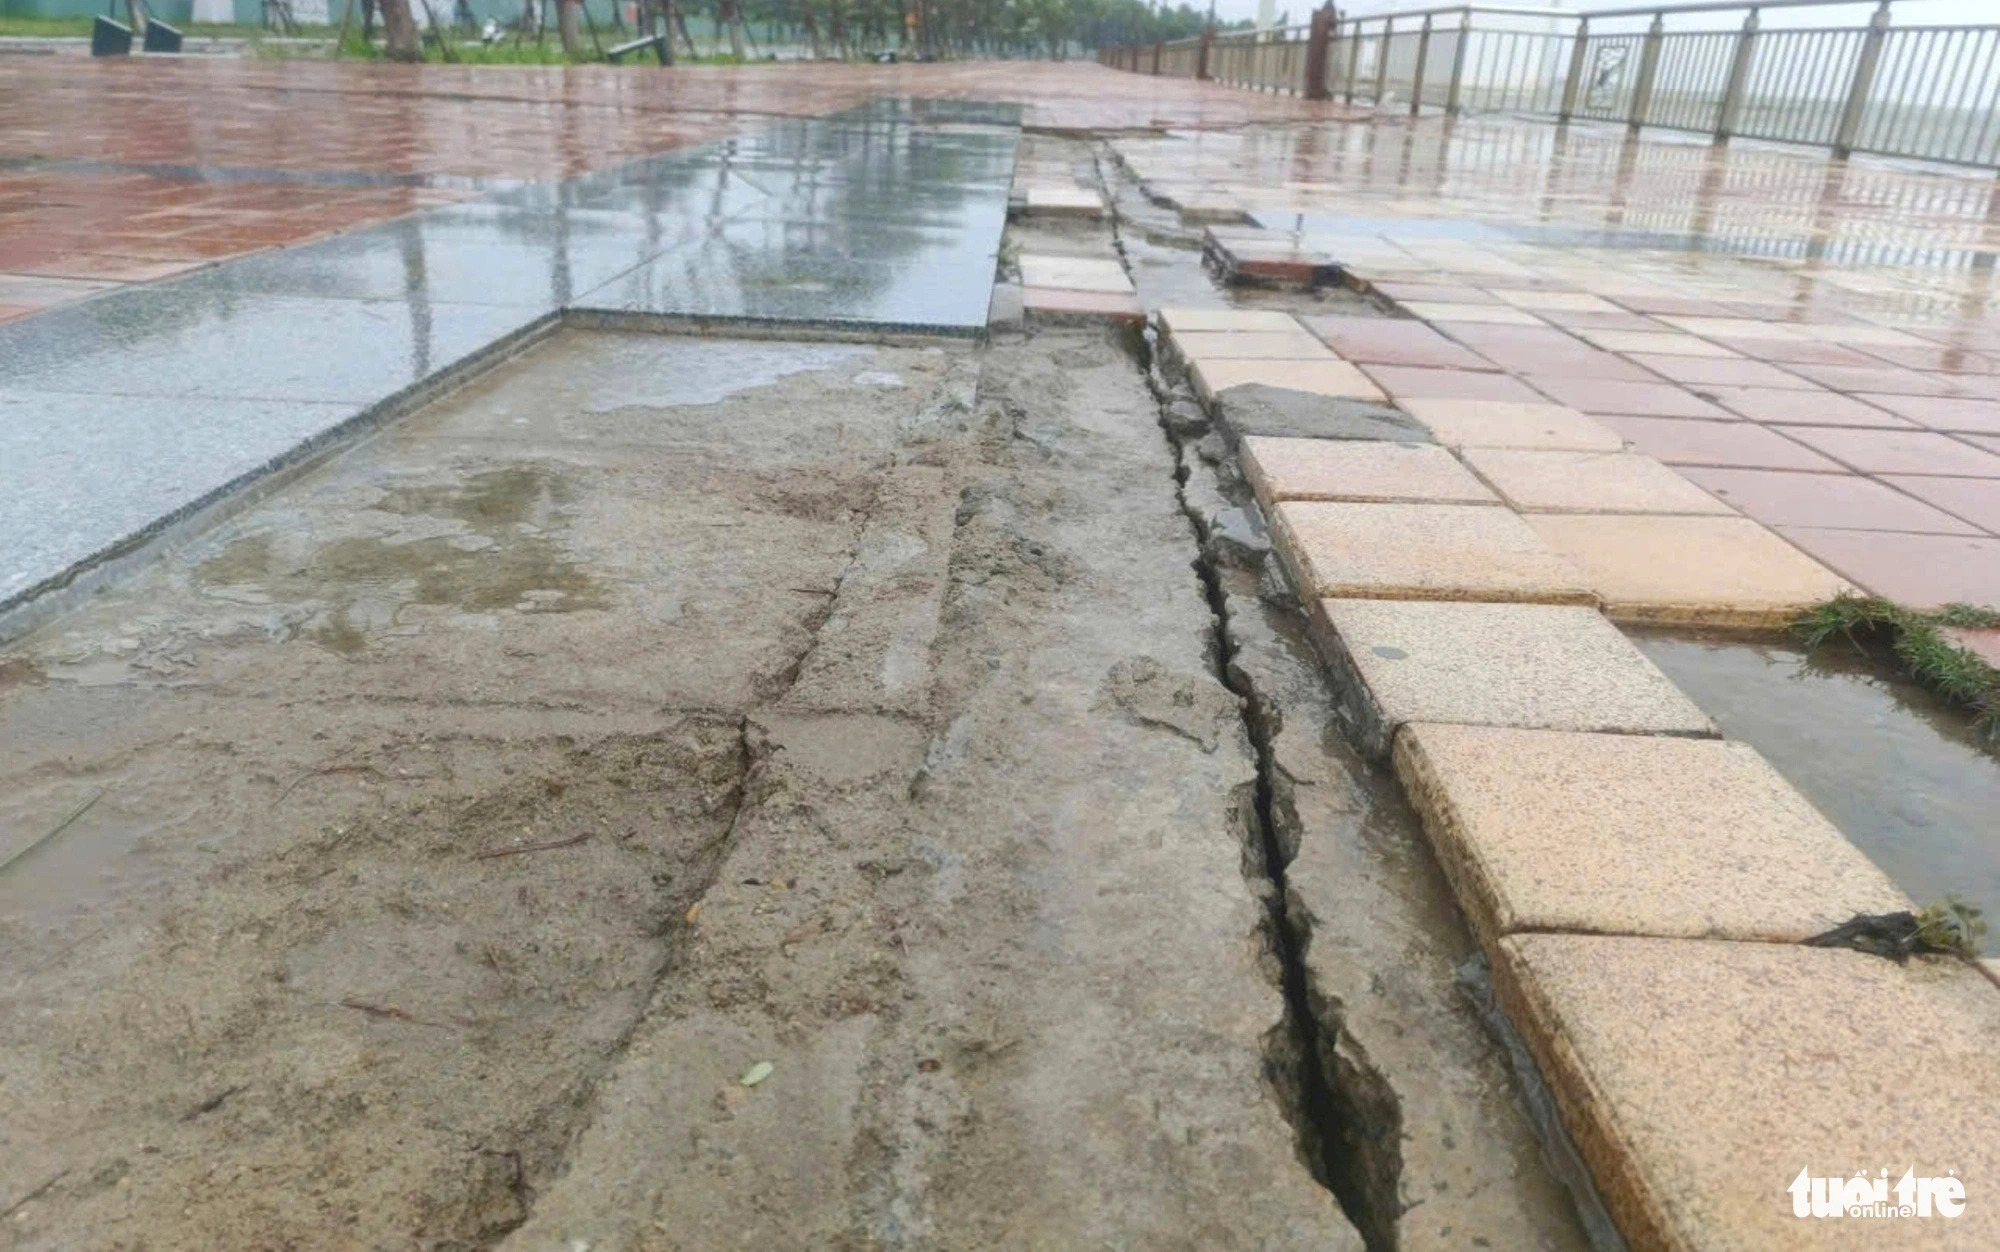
[91,15,134,56]
[143,20,184,53]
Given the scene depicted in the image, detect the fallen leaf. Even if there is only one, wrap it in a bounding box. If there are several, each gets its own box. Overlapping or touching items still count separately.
[740,1061,774,1088]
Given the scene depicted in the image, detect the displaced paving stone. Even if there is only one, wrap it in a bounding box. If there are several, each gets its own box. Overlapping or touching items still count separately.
[1159,306,1302,335]
[1493,933,2000,1252]
[1192,358,1387,405]
[1241,437,1497,505]
[1306,599,1715,758]
[1172,329,1336,361]
[1211,384,1432,443]
[1394,724,1908,951]
[1272,503,1593,608]
[1525,513,1853,628]
[1018,254,1133,294]
[1022,185,1105,218]
[1022,286,1144,323]
[1399,399,1625,451]
[1463,448,1735,515]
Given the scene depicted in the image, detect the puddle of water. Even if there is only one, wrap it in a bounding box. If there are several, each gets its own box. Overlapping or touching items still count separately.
[198,464,606,650]
[574,338,870,411]
[1634,631,2000,926]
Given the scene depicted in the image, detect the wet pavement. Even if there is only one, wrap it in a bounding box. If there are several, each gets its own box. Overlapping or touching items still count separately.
[0,100,1015,621]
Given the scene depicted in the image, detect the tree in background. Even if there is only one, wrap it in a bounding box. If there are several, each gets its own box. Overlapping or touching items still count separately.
[380,0,423,58]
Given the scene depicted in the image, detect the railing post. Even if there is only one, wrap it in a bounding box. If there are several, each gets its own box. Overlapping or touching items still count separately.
[1372,15,1394,106]
[1628,11,1665,131]
[1558,16,1590,121]
[1152,39,1163,75]
[1344,18,1363,104]
[1834,0,1891,157]
[1446,9,1471,115]
[1304,5,1332,101]
[1197,24,1214,81]
[1410,14,1432,115]
[1716,8,1760,139]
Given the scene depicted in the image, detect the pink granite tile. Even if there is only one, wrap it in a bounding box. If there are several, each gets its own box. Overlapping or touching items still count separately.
[1783,363,1959,396]
[1627,355,1818,389]
[1682,467,1980,534]
[1702,386,1909,428]
[1879,475,2000,533]
[1775,529,2000,608]
[1597,416,1842,471]
[1360,365,1549,403]
[1782,427,2000,477]
[1525,376,1732,419]
[1856,343,2000,374]
[1944,626,2000,666]
[1298,315,1497,369]
[1706,337,1884,367]
[1022,286,1144,322]
[1854,393,2000,434]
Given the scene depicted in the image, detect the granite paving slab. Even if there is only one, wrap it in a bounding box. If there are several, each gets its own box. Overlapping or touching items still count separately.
[1394,724,1907,949]
[1463,448,1736,515]
[1242,437,1496,505]
[1305,599,1714,758]
[1398,399,1625,451]
[1273,503,1592,606]
[1494,933,2000,1252]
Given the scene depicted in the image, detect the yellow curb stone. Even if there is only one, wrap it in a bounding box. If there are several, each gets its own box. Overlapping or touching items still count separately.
[1493,933,2000,1252]
[1463,448,1736,515]
[1398,399,1627,452]
[1172,329,1337,361]
[1394,724,1909,950]
[1191,358,1387,405]
[1272,502,1593,605]
[1242,437,1498,506]
[1159,306,1302,335]
[1306,599,1715,758]
[1524,513,1856,628]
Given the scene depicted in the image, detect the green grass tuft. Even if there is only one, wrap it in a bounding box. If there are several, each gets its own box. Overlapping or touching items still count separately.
[1794,593,2000,744]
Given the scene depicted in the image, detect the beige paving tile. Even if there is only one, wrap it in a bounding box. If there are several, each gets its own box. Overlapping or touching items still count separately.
[1241,437,1497,505]
[1272,502,1589,604]
[1395,724,1906,949]
[1158,306,1302,335]
[1172,329,1335,361]
[1399,398,1626,451]
[1494,933,2000,1252]
[1525,513,1851,627]
[1022,185,1103,217]
[1191,357,1387,404]
[1017,254,1132,293]
[1306,599,1715,757]
[1463,448,1736,515]
[1403,301,1546,326]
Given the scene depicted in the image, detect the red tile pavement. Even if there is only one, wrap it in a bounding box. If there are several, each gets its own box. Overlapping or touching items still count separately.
[1780,427,2000,478]
[1781,363,1960,397]
[1597,416,1844,472]
[1706,338,1885,367]
[1880,475,2000,533]
[1853,394,2000,435]
[1628,355,1818,389]
[1359,365,1549,403]
[1775,529,2000,609]
[1299,315,1496,369]
[1945,627,2000,666]
[1681,467,1981,535]
[1526,376,1733,419]
[1701,387,1908,428]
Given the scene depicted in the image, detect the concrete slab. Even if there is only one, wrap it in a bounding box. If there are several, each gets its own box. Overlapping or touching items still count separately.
[1306,599,1714,758]
[1192,358,1387,404]
[1399,399,1626,452]
[1242,437,1497,505]
[1210,385,1431,443]
[1524,513,1854,628]
[1395,724,1908,949]
[1494,933,2000,1252]
[1022,185,1104,217]
[1018,254,1133,293]
[1463,448,1736,515]
[1273,502,1594,605]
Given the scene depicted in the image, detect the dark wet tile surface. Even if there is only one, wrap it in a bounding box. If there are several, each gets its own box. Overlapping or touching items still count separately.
[0,102,1016,616]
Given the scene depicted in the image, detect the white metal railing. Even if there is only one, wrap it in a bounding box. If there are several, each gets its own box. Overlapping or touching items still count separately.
[1100,1,2000,169]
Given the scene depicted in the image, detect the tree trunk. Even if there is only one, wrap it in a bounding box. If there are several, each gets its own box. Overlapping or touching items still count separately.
[380,0,423,59]
[557,0,582,55]
[124,0,148,36]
